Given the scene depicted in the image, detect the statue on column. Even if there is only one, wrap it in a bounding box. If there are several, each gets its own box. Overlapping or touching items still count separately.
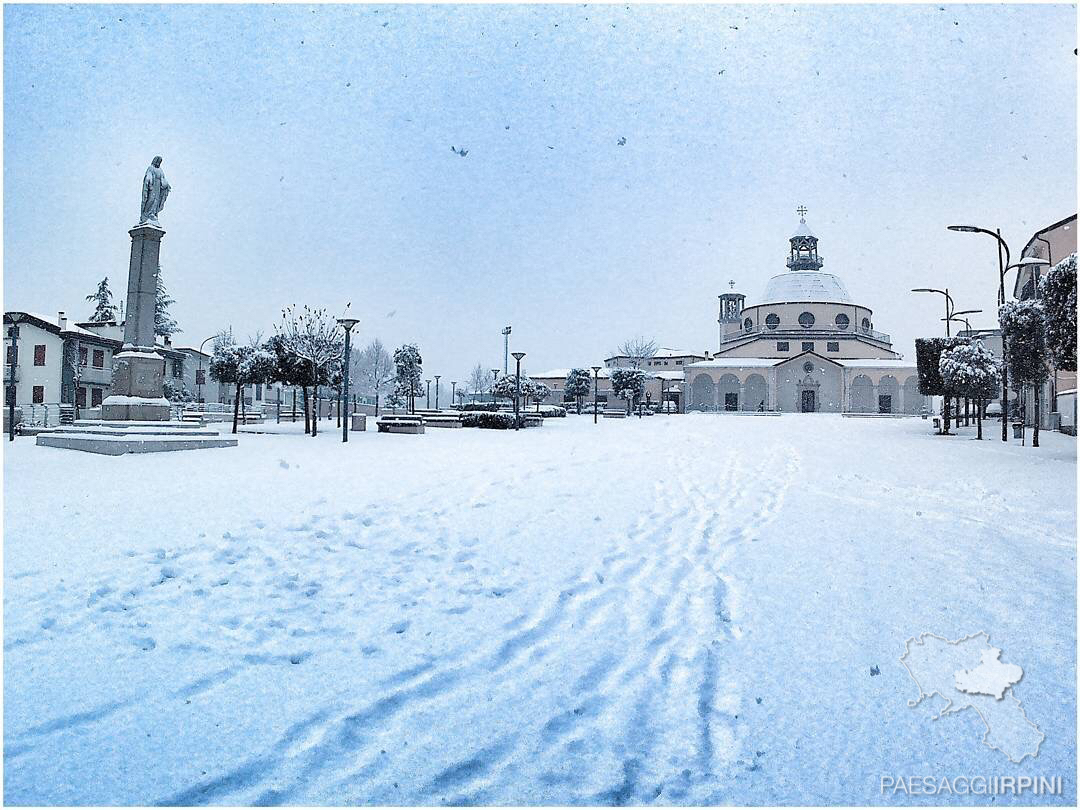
[139,156,171,226]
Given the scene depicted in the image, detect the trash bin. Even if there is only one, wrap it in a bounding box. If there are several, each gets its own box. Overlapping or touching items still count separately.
[1012,422,1024,439]
[350,413,367,432]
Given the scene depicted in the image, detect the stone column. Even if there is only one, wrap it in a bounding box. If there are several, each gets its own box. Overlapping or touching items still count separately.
[101,225,170,421]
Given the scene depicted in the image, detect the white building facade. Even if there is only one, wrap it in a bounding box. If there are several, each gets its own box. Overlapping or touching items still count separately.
[683,215,926,414]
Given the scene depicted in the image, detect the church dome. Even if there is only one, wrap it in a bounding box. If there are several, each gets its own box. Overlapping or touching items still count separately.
[759,271,854,305]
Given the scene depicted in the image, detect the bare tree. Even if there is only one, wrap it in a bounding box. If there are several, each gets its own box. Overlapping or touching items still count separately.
[275,305,345,436]
[468,363,491,396]
[64,339,86,419]
[353,337,395,415]
[614,336,658,369]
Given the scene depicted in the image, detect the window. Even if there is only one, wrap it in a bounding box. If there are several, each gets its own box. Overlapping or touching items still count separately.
[827,341,840,352]
[675,360,683,365]
[33,345,46,366]
[32,385,44,403]
[765,313,780,330]
[835,313,850,330]
[79,346,88,365]
[743,317,753,331]
[173,360,183,378]
[776,341,789,351]
[803,361,815,373]
[76,387,87,407]
[93,349,104,368]
[861,317,871,330]
[6,345,16,365]
[802,342,814,352]
[91,388,103,407]
[799,312,815,328]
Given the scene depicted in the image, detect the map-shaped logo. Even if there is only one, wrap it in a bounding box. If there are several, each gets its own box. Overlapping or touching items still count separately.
[900,632,1043,763]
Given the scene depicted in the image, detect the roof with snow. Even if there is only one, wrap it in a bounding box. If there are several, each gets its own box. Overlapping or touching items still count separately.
[791,217,816,239]
[688,356,913,370]
[4,311,120,345]
[758,271,854,305]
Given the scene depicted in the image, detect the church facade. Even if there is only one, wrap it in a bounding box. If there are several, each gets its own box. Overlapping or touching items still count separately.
[683,213,926,414]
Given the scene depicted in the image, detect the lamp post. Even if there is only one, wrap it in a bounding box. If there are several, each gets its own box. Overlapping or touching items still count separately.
[592,366,602,424]
[948,225,1012,440]
[196,333,220,404]
[337,317,360,442]
[6,314,25,441]
[434,375,441,410]
[1006,257,1052,300]
[511,352,525,429]
[490,369,500,404]
[451,381,457,407]
[502,326,512,374]
[911,287,955,336]
[425,379,431,409]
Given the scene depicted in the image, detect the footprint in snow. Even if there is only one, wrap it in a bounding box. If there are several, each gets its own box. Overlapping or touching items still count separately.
[278,459,290,469]
[389,620,410,634]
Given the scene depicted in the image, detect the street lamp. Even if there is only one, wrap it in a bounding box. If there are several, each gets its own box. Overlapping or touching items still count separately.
[592,366,602,424]
[502,326,512,374]
[1006,257,1053,300]
[948,225,1014,441]
[6,313,26,441]
[434,375,441,410]
[337,317,360,442]
[197,333,220,405]
[511,352,526,430]
[425,378,431,409]
[451,381,457,407]
[911,288,955,335]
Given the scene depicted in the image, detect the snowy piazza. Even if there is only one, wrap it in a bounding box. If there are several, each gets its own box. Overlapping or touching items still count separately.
[2,3,1077,808]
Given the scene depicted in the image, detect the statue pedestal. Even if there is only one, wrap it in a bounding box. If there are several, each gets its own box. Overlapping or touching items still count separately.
[101,224,170,421]
[101,350,171,420]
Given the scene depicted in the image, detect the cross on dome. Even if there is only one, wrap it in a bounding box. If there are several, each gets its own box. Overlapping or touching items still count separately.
[796,204,808,218]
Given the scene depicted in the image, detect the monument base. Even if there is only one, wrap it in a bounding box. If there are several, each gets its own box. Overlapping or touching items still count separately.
[101,348,171,421]
[36,420,238,455]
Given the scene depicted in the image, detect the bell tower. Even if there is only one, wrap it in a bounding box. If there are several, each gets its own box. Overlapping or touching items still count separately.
[717,279,745,348]
[787,205,824,271]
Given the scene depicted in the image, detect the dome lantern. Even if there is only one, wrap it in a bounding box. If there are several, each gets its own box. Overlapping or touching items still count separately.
[787,205,824,272]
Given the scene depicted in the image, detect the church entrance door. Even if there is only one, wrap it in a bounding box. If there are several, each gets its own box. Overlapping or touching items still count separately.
[724,393,738,411]
[800,389,816,413]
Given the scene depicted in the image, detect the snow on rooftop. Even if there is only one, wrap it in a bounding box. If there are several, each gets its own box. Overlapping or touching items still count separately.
[791,217,816,239]
[758,271,853,305]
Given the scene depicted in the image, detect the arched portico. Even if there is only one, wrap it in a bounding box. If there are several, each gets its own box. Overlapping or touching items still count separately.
[718,374,741,411]
[743,374,767,411]
[850,374,874,412]
[902,375,922,414]
[690,373,715,411]
[878,375,899,414]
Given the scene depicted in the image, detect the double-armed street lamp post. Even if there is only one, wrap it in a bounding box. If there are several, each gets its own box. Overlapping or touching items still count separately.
[511,352,526,430]
[947,225,1013,440]
[451,381,457,406]
[592,366,602,424]
[911,287,956,336]
[196,332,221,404]
[434,375,441,410]
[337,317,360,443]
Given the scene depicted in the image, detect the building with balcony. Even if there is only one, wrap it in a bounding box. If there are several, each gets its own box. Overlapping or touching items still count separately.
[683,213,926,414]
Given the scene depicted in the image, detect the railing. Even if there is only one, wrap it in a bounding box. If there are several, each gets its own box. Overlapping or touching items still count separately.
[723,324,892,344]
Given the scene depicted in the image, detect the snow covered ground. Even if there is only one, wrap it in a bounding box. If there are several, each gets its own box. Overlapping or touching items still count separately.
[3,414,1075,805]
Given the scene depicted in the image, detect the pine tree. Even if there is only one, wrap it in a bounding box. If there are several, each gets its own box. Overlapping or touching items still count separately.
[155,269,181,338]
[86,277,118,322]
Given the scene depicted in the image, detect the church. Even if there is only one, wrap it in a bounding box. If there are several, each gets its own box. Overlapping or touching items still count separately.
[683,211,926,414]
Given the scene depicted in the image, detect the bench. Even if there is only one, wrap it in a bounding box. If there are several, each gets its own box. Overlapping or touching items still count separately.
[603,410,627,419]
[377,415,425,434]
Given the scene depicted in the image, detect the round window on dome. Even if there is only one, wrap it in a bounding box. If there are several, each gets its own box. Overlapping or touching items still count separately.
[743,317,753,332]
[799,312,815,329]
[765,314,780,330]
[835,313,850,330]
[861,317,871,330]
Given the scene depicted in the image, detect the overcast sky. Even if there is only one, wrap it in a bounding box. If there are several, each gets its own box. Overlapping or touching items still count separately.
[4,3,1076,381]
